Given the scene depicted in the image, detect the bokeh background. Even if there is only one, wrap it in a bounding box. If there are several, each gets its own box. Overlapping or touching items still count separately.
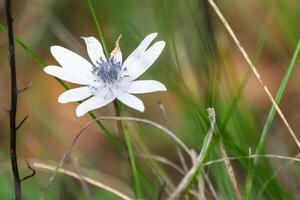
[1,0,300,199]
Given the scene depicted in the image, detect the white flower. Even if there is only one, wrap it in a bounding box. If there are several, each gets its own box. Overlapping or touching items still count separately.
[44,33,167,117]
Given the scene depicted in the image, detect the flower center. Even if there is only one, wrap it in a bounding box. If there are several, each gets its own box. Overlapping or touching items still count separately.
[92,57,122,86]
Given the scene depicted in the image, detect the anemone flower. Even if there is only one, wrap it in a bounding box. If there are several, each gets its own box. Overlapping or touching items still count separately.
[44,33,166,117]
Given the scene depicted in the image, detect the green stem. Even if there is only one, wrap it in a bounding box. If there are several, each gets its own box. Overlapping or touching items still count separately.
[87,0,109,57]
[114,101,142,199]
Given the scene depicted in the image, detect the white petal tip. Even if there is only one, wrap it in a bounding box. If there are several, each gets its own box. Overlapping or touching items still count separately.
[50,45,60,52]
[161,85,167,91]
[157,82,167,91]
[137,104,145,112]
[158,41,166,48]
[135,106,145,112]
[81,36,97,41]
[80,36,89,41]
[75,108,85,117]
[43,65,57,74]
[43,66,50,73]
[149,32,158,37]
[58,96,67,104]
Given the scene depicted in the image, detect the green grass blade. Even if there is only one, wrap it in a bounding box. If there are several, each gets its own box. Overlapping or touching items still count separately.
[121,103,143,199]
[244,38,300,200]
[86,0,109,56]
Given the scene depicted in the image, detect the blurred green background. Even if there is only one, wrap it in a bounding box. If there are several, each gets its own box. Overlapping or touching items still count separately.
[1,0,300,199]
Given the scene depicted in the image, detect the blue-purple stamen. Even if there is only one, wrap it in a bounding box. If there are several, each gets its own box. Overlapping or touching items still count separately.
[92,57,122,85]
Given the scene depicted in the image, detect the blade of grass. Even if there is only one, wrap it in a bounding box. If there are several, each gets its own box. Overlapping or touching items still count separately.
[244,38,300,199]
[0,22,118,146]
[120,104,143,199]
[86,0,109,56]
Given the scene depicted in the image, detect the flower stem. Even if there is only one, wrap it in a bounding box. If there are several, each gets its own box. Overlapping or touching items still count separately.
[113,101,142,199]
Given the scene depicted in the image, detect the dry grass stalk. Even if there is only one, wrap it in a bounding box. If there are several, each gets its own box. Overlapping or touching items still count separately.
[219,139,242,200]
[33,162,134,200]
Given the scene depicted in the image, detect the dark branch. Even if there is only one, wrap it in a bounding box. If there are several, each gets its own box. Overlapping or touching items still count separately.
[21,159,36,182]
[16,115,28,131]
[5,0,22,199]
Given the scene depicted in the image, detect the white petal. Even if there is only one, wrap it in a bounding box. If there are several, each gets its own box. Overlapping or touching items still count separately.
[121,33,157,73]
[117,93,145,112]
[81,36,107,65]
[58,86,92,103]
[50,46,95,81]
[76,90,115,117]
[44,65,92,85]
[127,80,167,94]
[122,41,165,80]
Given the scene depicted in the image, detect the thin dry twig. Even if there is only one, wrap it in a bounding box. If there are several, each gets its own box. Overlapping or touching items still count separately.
[207,0,300,150]
[17,82,31,94]
[20,158,36,182]
[203,154,300,167]
[33,162,133,200]
[203,172,219,200]
[71,155,92,200]
[158,101,190,172]
[176,147,189,173]
[219,138,242,200]
[258,152,300,197]
[136,153,185,175]
[16,115,28,131]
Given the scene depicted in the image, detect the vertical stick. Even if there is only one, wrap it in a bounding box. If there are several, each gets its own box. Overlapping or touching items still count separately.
[5,0,22,199]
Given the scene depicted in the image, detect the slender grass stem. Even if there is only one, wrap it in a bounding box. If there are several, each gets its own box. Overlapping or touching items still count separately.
[114,102,143,199]
[87,0,109,56]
